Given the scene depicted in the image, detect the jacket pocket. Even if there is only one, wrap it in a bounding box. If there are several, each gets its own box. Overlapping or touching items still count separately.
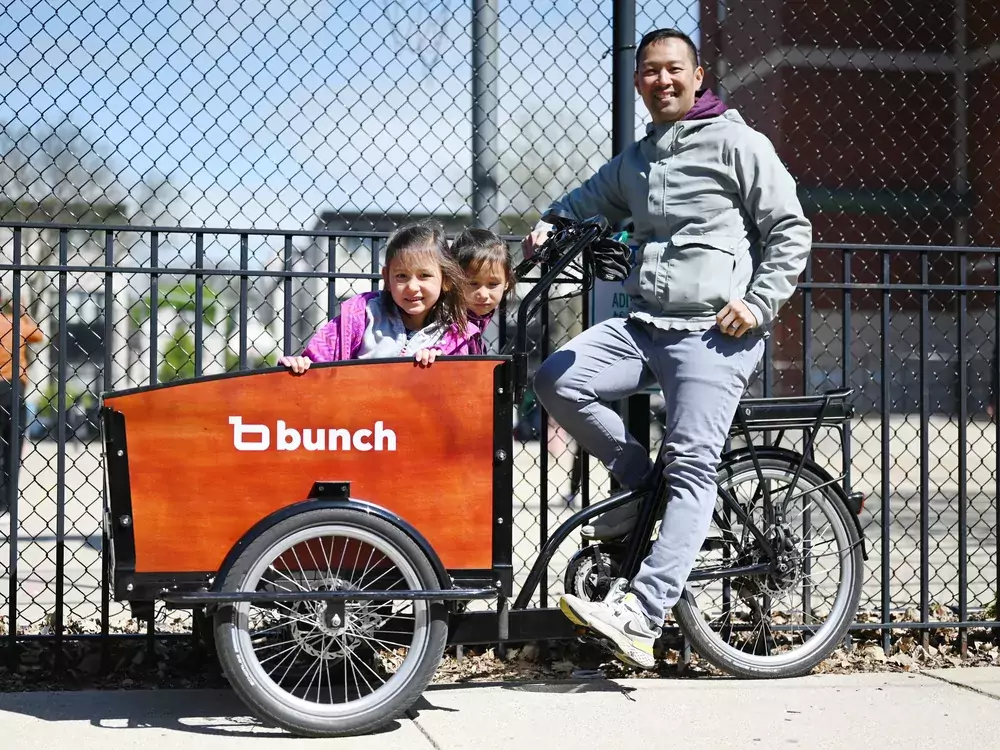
[662,233,740,312]
[627,242,662,302]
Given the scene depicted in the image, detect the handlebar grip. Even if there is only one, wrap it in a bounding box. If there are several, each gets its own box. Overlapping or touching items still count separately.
[540,208,576,227]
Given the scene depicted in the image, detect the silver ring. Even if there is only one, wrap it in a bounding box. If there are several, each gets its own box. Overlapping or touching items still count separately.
[729,321,739,329]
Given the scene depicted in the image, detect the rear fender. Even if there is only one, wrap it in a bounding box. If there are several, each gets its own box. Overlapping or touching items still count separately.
[212,493,452,594]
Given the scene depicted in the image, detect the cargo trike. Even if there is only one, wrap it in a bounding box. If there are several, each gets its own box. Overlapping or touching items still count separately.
[100,215,866,737]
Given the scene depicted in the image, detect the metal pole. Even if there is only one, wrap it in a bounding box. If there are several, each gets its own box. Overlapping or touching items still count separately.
[612,0,636,157]
[613,1,647,471]
[953,0,969,246]
[471,0,499,230]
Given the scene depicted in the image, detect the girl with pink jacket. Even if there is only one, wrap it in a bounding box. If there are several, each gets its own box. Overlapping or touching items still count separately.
[279,221,479,372]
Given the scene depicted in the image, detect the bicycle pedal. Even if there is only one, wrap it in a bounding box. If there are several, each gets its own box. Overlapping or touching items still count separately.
[576,632,616,652]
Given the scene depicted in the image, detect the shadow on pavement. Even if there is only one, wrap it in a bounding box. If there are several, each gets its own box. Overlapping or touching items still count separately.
[0,688,407,738]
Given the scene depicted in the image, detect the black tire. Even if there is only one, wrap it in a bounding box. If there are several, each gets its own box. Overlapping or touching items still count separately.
[213,507,448,737]
[673,457,864,679]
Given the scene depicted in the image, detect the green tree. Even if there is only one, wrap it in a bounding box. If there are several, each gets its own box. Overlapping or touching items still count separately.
[129,281,220,329]
[159,323,196,382]
[225,347,280,372]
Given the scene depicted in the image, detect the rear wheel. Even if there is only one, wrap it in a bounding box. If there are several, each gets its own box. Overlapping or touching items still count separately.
[213,507,447,737]
[674,458,863,679]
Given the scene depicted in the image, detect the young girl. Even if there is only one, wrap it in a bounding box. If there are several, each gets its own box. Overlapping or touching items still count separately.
[447,227,515,355]
[279,221,478,372]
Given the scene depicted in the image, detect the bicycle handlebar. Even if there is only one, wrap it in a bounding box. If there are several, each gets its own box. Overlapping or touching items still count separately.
[506,213,631,401]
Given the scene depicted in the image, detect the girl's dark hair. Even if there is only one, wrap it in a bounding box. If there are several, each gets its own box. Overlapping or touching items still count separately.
[382,220,469,331]
[449,227,515,294]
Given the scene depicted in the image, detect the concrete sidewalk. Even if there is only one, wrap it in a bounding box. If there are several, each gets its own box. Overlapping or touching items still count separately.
[1,668,998,749]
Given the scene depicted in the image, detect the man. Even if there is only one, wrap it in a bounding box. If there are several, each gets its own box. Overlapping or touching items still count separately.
[524,29,812,668]
[0,297,43,515]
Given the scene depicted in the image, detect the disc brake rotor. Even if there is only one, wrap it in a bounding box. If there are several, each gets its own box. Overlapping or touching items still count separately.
[284,577,389,660]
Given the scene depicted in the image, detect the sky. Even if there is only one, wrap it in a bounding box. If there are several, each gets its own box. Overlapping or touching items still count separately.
[0,0,700,235]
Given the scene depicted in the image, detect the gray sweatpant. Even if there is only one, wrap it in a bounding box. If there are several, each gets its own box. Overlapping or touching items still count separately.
[533,316,764,625]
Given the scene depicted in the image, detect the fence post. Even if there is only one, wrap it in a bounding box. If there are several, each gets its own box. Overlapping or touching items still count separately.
[471,0,499,231]
[611,0,649,469]
[611,0,635,169]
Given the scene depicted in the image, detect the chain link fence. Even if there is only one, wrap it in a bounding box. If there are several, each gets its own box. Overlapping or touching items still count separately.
[1,0,999,656]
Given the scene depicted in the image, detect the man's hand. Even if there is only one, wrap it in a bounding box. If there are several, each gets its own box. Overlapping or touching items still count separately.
[717,299,758,338]
[521,221,553,259]
[413,348,441,368]
[279,355,312,374]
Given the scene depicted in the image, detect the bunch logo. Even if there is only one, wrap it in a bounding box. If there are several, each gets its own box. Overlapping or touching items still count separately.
[229,416,397,452]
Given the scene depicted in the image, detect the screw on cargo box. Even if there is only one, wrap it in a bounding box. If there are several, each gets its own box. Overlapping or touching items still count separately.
[126,583,133,592]
[495,449,507,462]
[117,449,123,457]
[120,515,131,527]
[497,387,504,394]
[497,517,504,524]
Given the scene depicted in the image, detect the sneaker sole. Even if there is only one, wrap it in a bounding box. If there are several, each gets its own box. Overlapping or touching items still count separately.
[558,598,656,670]
[558,597,589,627]
[610,647,655,670]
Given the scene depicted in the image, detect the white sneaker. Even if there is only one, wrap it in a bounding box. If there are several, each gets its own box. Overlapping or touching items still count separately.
[558,578,660,669]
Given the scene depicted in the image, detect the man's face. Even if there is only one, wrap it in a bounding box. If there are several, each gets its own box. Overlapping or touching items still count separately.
[634,38,704,124]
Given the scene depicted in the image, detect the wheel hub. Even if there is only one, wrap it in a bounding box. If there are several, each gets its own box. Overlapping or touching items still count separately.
[763,528,803,595]
[316,601,348,636]
[731,526,803,599]
[286,577,387,659]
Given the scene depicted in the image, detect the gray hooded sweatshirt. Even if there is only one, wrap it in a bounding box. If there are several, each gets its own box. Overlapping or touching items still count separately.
[543,95,812,331]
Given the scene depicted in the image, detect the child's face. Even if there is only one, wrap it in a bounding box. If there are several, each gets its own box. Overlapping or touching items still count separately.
[382,253,444,329]
[464,261,507,317]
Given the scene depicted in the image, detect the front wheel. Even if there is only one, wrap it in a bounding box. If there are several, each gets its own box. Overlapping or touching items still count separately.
[673,458,864,679]
[213,507,448,737]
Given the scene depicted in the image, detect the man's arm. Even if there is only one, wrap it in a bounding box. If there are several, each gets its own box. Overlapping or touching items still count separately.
[525,153,633,253]
[732,131,813,327]
[544,152,632,225]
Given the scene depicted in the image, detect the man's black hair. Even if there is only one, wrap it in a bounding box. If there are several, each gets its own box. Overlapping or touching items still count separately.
[635,28,699,71]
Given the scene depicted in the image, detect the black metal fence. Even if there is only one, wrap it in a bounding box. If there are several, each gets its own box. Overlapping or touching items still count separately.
[0,221,996,667]
[2,0,1000,666]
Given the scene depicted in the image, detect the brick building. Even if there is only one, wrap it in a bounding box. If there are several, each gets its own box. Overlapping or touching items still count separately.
[698,0,1000,409]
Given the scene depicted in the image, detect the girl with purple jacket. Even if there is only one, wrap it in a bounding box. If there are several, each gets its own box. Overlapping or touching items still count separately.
[278,221,478,373]
[447,227,515,354]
